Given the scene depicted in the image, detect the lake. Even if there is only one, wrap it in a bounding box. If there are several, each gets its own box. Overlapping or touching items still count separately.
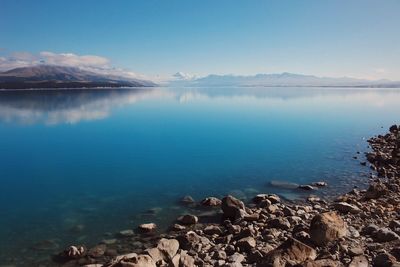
[0,87,399,265]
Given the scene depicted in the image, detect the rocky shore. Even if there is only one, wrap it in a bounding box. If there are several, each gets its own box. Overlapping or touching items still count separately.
[55,125,400,267]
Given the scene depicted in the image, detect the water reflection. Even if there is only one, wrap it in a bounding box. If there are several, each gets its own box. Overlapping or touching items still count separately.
[0,87,399,125]
[0,88,169,125]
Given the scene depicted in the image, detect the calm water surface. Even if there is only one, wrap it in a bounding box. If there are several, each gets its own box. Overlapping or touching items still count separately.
[0,87,399,265]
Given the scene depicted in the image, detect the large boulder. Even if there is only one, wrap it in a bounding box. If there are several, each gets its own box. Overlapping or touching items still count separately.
[221,195,247,221]
[309,211,347,246]
[257,238,316,266]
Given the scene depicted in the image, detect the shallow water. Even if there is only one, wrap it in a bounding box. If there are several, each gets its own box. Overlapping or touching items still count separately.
[0,87,399,265]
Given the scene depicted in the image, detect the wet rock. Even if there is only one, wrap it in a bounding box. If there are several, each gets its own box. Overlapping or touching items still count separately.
[171,224,186,231]
[201,197,222,207]
[312,181,328,187]
[298,185,316,190]
[62,245,86,259]
[118,229,134,237]
[259,238,316,266]
[221,195,247,221]
[309,211,347,246]
[178,214,198,225]
[236,237,256,252]
[181,195,195,205]
[88,244,106,258]
[138,223,157,233]
[332,202,361,214]
[101,239,117,245]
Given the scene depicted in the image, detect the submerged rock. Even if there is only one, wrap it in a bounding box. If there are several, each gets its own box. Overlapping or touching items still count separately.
[139,223,157,233]
[201,197,222,207]
[177,214,198,225]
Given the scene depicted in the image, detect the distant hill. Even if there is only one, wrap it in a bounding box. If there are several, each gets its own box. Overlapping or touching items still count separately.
[170,72,400,88]
[0,65,156,89]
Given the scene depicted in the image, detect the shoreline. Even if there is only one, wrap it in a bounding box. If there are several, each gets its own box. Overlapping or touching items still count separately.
[49,125,400,266]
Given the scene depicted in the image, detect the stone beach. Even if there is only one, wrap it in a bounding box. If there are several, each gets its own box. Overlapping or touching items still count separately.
[50,125,400,267]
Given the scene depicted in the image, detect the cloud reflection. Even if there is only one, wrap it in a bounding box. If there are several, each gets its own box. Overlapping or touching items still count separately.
[0,88,170,125]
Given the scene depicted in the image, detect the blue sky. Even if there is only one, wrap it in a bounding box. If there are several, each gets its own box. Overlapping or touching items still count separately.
[0,0,399,80]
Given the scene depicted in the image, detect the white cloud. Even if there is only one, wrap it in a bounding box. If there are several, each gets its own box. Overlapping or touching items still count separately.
[172,71,197,81]
[39,51,109,68]
[0,51,150,80]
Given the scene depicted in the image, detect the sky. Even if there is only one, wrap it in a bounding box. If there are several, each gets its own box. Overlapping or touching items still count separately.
[0,0,400,81]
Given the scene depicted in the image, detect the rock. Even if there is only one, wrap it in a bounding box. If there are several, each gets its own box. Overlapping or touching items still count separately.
[391,248,400,261]
[348,246,364,256]
[145,247,166,264]
[349,256,369,267]
[180,250,195,267]
[236,237,256,252]
[228,252,245,263]
[365,183,387,199]
[374,228,400,242]
[304,259,343,267]
[259,238,316,266]
[138,223,157,233]
[389,125,399,133]
[221,195,247,221]
[88,244,106,258]
[113,252,138,262]
[177,231,210,251]
[178,214,198,225]
[298,185,316,190]
[204,225,223,235]
[201,197,222,206]
[125,255,156,267]
[269,217,291,230]
[101,239,117,245]
[373,253,398,267]
[171,224,186,231]
[62,245,86,259]
[312,181,328,187]
[362,224,380,235]
[118,229,134,237]
[332,202,361,214]
[309,211,347,246]
[181,195,195,204]
[157,238,179,260]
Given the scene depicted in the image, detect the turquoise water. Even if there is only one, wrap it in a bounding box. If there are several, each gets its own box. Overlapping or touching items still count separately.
[0,87,400,265]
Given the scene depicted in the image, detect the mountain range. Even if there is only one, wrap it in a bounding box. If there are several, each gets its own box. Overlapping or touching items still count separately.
[170,72,400,88]
[0,65,156,89]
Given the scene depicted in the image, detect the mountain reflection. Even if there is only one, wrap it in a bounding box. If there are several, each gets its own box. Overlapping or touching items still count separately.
[0,88,167,125]
[1,87,399,125]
